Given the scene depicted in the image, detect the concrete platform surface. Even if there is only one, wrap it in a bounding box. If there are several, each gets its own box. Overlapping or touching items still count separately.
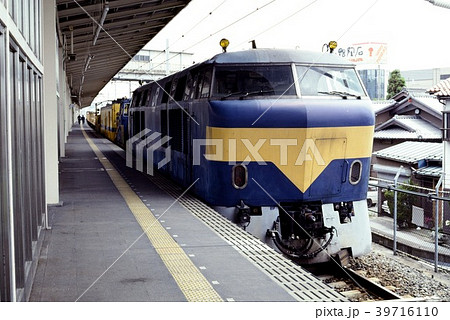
[30,125,303,302]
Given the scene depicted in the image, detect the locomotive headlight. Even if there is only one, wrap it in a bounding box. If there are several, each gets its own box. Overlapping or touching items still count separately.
[220,38,229,52]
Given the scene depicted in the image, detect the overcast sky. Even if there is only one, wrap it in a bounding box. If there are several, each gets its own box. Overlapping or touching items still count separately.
[144,0,450,71]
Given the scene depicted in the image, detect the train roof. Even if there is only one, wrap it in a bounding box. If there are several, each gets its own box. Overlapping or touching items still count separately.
[131,48,355,94]
[206,48,355,66]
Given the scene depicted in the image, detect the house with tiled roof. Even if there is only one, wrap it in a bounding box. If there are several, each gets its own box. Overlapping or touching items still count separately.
[373,88,443,153]
[371,88,443,183]
[374,115,441,142]
[371,139,443,228]
[370,80,450,230]
[371,88,445,226]
[373,141,442,187]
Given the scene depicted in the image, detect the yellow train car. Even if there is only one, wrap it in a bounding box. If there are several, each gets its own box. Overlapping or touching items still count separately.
[100,102,120,141]
[86,111,97,128]
[100,104,112,139]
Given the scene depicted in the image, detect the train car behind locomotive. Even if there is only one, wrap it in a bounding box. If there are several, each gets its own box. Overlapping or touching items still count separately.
[127,47,374,264]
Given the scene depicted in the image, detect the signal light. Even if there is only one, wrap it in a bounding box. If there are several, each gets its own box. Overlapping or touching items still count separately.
[220,38,229,52]
[323,40,338,53]
[328,41,337,52]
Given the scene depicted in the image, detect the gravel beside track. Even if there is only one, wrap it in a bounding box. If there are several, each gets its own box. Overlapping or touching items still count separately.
[349,244,450,301]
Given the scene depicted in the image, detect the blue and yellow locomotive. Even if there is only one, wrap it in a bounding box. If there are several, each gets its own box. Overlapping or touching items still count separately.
[127,46,374,264]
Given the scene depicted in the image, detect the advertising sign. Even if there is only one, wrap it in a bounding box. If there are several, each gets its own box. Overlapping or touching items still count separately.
[337,42,387,65]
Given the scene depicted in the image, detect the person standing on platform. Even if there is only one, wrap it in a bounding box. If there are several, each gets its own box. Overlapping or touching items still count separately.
[77,115,81,124]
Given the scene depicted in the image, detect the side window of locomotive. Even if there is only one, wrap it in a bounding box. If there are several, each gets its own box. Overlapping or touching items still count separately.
[194,73,203,99]
[212,65,295,98]
[200,70,212,99]
[174,75,187,101]
[132,111,141,136]
[151,86,160,107]
[132,91,142,108]
[140,89,149,107]
[296,65,366,97]
[184,75,193,101]
[161,81,172,103]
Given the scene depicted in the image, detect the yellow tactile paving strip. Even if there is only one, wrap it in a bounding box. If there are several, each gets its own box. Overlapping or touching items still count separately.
[81,127,223,302]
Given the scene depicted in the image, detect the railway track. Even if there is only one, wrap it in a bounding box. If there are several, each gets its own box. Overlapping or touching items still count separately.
[313,264,403,301]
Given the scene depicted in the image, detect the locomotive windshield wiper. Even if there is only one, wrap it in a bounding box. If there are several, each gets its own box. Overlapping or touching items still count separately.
[318,91,361,99]
[220,91,246,100]
[220,90,274,100]
[241,89,274,98]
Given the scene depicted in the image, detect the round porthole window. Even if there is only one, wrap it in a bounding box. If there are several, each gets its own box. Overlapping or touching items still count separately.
[349,160,362,185]
[232,164,248,189]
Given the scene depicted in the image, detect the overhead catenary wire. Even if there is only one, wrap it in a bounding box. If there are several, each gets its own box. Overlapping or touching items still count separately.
[236,0,320,49]
[251,0,379,125]
[147,0,276,75]
[145,0,228,67]
[76,0,276,113]
[132,0,317,77]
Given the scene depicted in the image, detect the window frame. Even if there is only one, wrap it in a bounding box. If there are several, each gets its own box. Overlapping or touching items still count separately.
[210,63,297,99]
[349,160,363,185]
[295,64,367,98]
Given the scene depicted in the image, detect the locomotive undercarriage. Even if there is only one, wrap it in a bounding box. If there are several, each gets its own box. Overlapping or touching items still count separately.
[214,198,371,264]
[234,201,357,260]
[266,203,334,259]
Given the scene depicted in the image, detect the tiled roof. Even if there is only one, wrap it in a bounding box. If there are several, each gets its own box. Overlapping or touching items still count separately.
[374,115,441,140]
[375,88,443,118]
[415,166,442,178]
[374,141,442,164]
[414,96,444,115]
[427,78,450,98]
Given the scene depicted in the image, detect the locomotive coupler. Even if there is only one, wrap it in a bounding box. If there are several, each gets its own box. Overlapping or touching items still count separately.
[236,200,251,229]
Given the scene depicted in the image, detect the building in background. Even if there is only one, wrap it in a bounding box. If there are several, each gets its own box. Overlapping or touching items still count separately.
[371,88,445,228]
[402,67,450,90]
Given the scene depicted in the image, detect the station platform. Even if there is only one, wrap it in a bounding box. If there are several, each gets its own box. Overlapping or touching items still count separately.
[369,215,450,266]
[29,124,345,302]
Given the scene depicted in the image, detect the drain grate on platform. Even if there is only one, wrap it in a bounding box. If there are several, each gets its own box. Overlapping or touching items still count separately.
[146,173,348,302]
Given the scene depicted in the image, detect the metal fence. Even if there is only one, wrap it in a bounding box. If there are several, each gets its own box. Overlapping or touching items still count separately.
[369,170,450,273]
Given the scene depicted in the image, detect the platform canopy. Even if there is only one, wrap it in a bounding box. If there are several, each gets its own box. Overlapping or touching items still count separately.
[57,0,191,107]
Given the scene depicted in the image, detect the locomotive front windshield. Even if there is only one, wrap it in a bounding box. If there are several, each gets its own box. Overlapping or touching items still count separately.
[296,65,366,98]
[211,64,366,99]
[212,65,296,99]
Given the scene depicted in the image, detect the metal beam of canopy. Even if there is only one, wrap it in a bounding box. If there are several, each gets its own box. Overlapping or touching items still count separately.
[57,0,191,107]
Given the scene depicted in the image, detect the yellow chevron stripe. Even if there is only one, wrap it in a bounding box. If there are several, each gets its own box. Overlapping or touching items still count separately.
[206,126,374,192]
